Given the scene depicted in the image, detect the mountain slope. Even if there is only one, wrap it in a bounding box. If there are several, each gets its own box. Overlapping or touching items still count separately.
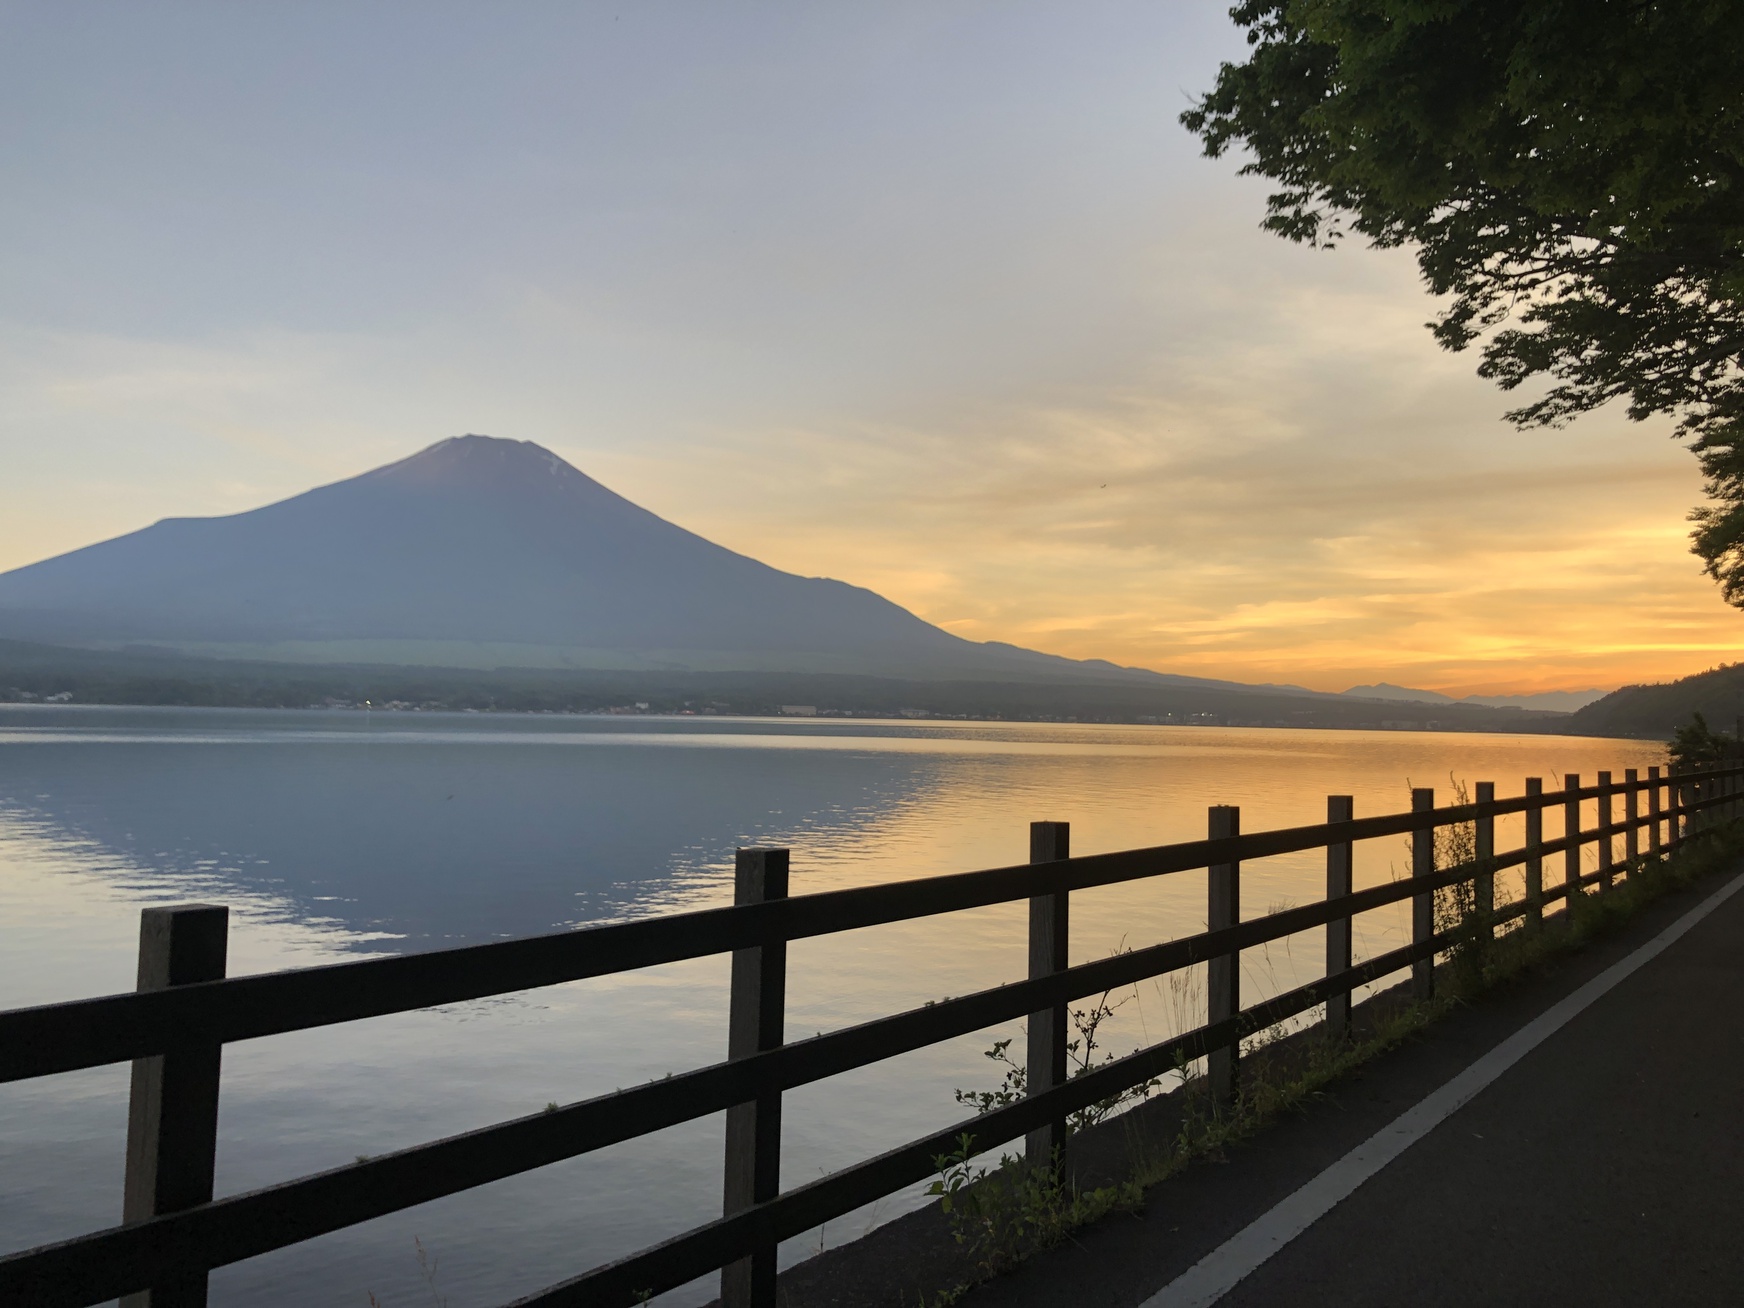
[1567,664,1744,739]
[0,437,940,655]
[0,436,1260,687]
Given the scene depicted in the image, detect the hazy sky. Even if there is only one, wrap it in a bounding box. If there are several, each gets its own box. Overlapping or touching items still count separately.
[1,2,1734,694]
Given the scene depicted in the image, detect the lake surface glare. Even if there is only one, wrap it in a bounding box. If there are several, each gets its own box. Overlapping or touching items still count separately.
[0,707,1663,1305]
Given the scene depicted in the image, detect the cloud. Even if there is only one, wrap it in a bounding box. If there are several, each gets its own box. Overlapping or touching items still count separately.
[607,246,1733,696]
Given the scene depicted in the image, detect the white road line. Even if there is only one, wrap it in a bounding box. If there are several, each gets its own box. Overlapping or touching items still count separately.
[1141,870,1744,1308]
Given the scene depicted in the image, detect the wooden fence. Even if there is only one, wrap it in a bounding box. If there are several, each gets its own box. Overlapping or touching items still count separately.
[1,762,1738,1307]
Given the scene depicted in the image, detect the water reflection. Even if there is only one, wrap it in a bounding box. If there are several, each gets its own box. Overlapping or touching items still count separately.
[0,708,975,952]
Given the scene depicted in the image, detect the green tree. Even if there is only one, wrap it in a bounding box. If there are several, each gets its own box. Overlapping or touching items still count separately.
[1182,2,1744,596]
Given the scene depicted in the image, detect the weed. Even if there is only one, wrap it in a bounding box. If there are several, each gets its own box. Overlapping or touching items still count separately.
[1155,964,1206,1089]
[953,944,1163,1136]
[924,1134,1140,1281]
[414,1237,447,1308]
[951,1040,1024,1117]
[901,1285,970,1307]
[1066,985,1166,1130]
[365,1237,449,1308]
[1430,776,1489,989]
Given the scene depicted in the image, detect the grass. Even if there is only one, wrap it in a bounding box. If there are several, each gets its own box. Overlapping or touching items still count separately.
[922,811,1744,1303]
[366,1236,448,1308]
[924,1136,1143,1287]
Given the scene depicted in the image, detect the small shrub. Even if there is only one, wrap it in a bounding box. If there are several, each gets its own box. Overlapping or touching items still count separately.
[1670,712,1737,770]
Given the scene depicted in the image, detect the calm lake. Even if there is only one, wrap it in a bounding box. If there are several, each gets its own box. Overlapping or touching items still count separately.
[0,706,1664,1306]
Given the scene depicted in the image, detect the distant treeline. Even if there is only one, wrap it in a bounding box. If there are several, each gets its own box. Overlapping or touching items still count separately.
[0,639,1588,734]
[1567,664,1744,740]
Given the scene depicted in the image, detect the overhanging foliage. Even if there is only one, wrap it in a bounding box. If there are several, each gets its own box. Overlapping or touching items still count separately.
[1182,1,1744,597]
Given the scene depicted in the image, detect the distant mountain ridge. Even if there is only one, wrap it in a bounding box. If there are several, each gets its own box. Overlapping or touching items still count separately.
[1342,682,1606,714]
[0,435,1299,693]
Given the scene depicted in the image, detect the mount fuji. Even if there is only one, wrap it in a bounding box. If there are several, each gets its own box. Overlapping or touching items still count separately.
[0,435,1268,691]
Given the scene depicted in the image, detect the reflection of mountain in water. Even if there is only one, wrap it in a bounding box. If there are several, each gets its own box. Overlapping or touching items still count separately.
[0,719,945,949]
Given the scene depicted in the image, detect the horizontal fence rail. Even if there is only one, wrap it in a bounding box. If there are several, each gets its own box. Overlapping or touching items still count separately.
[1,762,1738,1307]
[4,778,1689,1085]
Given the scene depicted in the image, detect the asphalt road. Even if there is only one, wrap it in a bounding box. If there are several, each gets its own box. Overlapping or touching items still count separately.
[970,866,1744,1308]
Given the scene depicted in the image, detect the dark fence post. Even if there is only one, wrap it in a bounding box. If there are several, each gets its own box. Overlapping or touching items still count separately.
[1411,789,1434,1000]
[1525,777,1544,930]
[1648,766,1663,854]
[1670,768,1682,847]
[1025,821,1070,1172]
[1624,769,1640,876]
[121,904,228,1308]
[1597,771,1614,891]
[1207,805,1241,1106]
[1564,773,1583,908]
[722,848,788,1308]
[1325,796,1354,1041]
[1648,766,1663,852]
[1738,730,1744,822]
[1474,782,1495,940]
